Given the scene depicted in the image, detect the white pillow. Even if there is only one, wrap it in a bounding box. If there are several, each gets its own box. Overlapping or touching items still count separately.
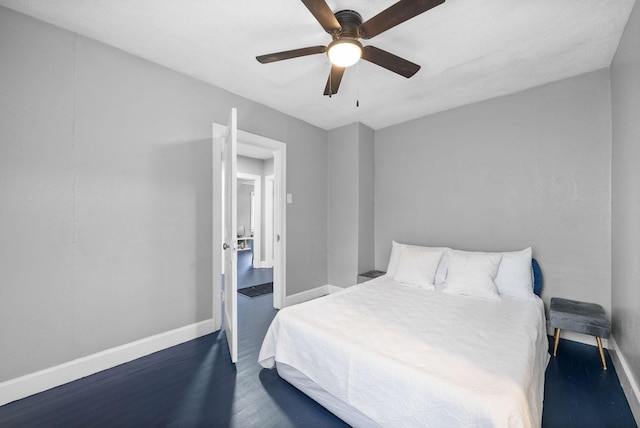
[495,247,535,299]
[443,249,502,300]
[393,245,443,289]
[386,240,402,277]
[386,241,449,282]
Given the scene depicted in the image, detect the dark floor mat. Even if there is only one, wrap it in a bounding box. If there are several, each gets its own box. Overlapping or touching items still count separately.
[238,282,273,297]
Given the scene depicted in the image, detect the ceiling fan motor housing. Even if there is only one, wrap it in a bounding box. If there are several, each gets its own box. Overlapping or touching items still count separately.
[332,10,363,39]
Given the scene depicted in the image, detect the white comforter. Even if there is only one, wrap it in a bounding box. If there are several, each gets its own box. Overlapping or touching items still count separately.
[258,276,549,427]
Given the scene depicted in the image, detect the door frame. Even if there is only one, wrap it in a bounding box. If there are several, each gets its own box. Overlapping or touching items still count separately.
[213,127,287,330]
[264,174,275,268]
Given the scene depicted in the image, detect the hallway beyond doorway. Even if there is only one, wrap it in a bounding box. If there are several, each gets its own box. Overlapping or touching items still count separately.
[237,249,273,289]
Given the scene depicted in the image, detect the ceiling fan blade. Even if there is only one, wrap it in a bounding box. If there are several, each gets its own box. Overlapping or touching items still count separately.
[323,65,346,96]
[361,45,420,78]
[256,46,327,64]
[359,0,445,39]
[300,0,341,34]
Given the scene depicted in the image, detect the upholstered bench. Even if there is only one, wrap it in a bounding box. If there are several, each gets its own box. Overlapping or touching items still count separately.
[549,297,611,369]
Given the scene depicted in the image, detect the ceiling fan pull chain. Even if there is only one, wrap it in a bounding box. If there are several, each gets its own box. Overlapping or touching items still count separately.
[329,65,332,98]
[356,62,360,107]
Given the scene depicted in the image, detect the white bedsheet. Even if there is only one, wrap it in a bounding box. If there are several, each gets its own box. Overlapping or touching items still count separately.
[258,276,549,427]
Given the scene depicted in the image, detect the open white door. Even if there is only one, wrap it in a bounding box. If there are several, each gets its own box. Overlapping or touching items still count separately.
[222,108,238,363]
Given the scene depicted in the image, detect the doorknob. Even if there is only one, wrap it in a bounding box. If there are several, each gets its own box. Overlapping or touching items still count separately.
[223,243,230,250]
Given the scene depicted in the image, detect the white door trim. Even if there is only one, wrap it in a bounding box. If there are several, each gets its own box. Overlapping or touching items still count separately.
[264,174,275,269]
[212,125,223,331]
[272,146,286,310]
[213,127,286,322]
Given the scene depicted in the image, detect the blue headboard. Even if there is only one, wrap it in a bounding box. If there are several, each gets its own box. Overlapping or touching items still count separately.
[532,258,543,297]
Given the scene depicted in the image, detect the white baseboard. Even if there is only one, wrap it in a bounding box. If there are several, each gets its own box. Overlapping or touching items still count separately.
[285,285,333,306]
[327,285,344,294]
[0,319,216,407]
[609,336,640,424]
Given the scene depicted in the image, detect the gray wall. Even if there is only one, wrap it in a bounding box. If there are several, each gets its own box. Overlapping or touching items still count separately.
[328,124,360,286]
[327,123,375,286]
[264,158,274,176]
[1,8,76,379]
[611,0,640,399]
[0,6,327,382]
[237,155,264,177]
[357,124,375,275]
[375,70,612,316]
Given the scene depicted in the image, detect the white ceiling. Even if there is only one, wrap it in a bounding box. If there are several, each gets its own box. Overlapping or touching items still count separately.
[0,0,635,130]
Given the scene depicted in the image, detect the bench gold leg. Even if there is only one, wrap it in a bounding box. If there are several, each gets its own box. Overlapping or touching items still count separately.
[553,328,561,356]
[596,337,607,370]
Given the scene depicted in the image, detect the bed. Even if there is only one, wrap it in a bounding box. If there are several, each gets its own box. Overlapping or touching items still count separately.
[258,243,549,427]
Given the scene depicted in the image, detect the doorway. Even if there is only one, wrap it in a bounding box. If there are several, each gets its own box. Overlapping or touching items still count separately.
[234,139,285,309]
[212,124,286,340]
[236,168,272,292]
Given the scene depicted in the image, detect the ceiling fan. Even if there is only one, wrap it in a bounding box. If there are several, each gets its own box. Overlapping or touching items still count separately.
[256,0,445,96]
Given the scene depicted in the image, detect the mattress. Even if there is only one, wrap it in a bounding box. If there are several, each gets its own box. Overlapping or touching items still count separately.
[259,276,549,427]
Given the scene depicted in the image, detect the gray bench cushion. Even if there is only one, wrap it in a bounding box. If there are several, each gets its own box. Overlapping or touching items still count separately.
[550,297,610,338]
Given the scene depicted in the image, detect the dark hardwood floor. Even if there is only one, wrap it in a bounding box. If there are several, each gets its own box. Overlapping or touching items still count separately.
[0,293,636,427]
[237,249,273,290]
[543,336,636,427]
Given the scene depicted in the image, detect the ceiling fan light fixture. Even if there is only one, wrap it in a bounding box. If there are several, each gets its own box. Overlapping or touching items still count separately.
[327,39,362,67]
